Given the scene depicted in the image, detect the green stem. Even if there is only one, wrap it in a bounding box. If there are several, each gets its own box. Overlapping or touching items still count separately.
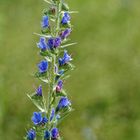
[56,0,62,37]
[47,54,56,126]
[44,1,62,140]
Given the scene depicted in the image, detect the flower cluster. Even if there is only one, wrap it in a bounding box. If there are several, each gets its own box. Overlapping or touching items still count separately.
[25,0,76,140]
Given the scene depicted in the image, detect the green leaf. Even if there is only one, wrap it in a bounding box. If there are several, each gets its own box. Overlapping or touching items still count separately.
[33,32,51,38]
[57,108,74,124]
[34,72,47,78]
[27,94,45,112]
[68,11,79,14]
[61,42,77,48]
[62,3,69,11]
[39,77,49,83]
[43,0,53,5]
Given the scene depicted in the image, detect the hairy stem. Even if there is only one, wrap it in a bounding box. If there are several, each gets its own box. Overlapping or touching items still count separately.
[46,0,62,134]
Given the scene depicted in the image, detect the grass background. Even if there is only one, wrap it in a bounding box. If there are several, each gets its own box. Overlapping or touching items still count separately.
[0,0,140,140]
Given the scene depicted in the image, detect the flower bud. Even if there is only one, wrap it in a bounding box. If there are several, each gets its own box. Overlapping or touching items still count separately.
[60,28,71,39]
[38,60,48,73]
[61,12,71,25]
[44,131,51,140]
[36,85,42,96]
[27,129,36,140]
[41,15,49,28]
[51,128,59,139]
[47,37,61,49]
[37,37,48,51]
[56,80,63,92]
[56,97,71,111]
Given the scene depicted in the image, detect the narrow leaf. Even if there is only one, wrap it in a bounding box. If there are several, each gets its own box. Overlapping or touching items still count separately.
[39,77,49,83]
[27,94,45,112]
[33,32,51,38]
[43,0,52,5]
[61,42,77,48]
[69,11,79,14]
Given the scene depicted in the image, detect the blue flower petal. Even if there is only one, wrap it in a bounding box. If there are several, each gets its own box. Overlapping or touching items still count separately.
[59,51,72,66]
[27,129,36,140]
[44,131,51,140]
[36,85,42,96]
[51,128,59,139]
[38,60,48,73]
[42,15,49,28]
[60,28,71,39]
[57,97,71,111]
[37,37,47,51]
[31,112,42,125]
[61,12,71,24]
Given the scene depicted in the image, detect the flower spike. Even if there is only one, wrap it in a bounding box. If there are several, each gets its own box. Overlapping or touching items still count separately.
[24,0,76,139]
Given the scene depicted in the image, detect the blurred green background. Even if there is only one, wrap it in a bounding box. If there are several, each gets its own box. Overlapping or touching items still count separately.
[0,0,140,140]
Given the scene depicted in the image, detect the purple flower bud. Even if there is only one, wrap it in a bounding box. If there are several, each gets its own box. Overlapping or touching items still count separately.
[56,80,63,92]
[42,117,48,124]
[36,85,42,96]
[48,37,61,49]
[51,128,59,139]
[60,28,71,39]
[38,60,48,73]
[27,129,36,140]
[57,97,71,111]
[59,50,72,66]
[47,38,54,49]
[37,37,48,51]
[42,15,49,28]
[61,12,70,24]
[54,37,61,48]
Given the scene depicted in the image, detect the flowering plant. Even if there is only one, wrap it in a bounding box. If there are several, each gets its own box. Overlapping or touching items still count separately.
[25,0,76,140]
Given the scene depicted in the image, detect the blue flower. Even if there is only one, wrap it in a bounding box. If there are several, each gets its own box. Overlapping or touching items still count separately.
[60,28,71,39]
[44,131,51,140]
[38,60,48,73]
[57,97,71,111]
[32,112,43,125]
[51,128,59,139]
[31,112,48,125]
[61,12,71,24]
[27,129,36,140]
[36,85,42,96]
[48,37,61,49]
[37,37,48,51]
[56,80,63,92]
[50,108,55,121]
[42,15,49,28]
[59,50,72,66]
